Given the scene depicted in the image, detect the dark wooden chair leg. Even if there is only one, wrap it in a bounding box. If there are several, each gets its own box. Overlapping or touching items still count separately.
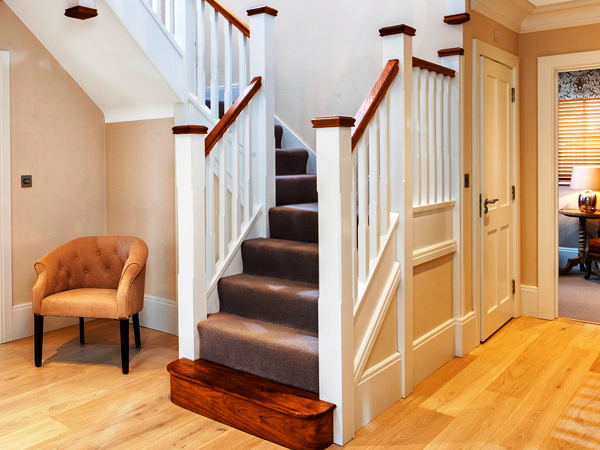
[132,313,141,349]
[79,317,85,345]
[34,315,44,367]
[120,319,129,374]
[585,259,593,279]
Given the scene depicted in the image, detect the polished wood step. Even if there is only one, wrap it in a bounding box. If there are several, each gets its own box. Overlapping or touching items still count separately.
[167,358,335,450]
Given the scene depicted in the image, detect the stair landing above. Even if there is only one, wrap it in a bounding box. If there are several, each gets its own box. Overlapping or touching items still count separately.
[167,358,335,450]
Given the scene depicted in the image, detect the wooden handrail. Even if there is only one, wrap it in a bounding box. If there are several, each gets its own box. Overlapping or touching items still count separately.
[205,77,262,156]
[352,60,399,150]
[412,57,456,77]
[205,0,250,37]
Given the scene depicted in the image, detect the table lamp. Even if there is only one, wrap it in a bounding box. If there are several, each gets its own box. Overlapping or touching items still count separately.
[570,166,600,213]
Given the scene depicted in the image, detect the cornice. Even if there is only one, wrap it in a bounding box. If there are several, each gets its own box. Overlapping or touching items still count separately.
[471,0,600,33]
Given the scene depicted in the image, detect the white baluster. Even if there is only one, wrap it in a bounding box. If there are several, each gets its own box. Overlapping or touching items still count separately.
[445,75,452,201]
[224,21,233,110]
[152,0,159,15]
[197,0,206,99]
[352,150,358,306]
[357,136,369,282]
[239,34,248,91]
[428,71,437,204]
[412,67,421,206]
[436,72,444,203]
[206,149,216,281]
[218,136,228,264]
[379,94,390,236]
[243,106,251,225]
[232,118,241,241]
[368,113,380,261]
[210,7,219,119]
[165,0,174,32]
[420,69,429,206]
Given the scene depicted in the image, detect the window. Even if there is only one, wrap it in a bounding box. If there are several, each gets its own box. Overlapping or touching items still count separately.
[558,97,600,186]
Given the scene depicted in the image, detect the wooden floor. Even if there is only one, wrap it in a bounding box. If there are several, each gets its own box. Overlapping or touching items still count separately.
[2,317,600,449]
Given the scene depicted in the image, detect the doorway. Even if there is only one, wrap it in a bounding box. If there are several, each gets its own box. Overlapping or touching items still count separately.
[0,50,11,343]
[472,40,520,342]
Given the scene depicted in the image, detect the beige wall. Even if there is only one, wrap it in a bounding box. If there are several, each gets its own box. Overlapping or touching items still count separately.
[106,118,176,302]
[0,3,106,306]
[462,9,519,312]
[519,23,600,286]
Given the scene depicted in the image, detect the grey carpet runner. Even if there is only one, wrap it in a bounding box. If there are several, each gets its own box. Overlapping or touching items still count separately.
[198,125,320,393]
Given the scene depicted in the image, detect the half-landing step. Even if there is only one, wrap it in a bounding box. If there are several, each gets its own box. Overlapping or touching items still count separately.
[167,358,335,450]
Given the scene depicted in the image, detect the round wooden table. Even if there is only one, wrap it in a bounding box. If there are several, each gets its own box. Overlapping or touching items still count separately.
[559,208,600,275]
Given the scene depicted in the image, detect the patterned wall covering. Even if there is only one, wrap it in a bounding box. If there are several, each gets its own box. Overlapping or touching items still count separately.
[559,69,600,100]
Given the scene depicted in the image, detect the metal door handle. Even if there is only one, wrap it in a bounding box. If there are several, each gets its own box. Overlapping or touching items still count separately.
[484,198,499,214]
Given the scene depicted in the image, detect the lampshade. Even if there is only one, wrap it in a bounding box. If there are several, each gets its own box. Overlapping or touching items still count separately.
[570,166,600,191]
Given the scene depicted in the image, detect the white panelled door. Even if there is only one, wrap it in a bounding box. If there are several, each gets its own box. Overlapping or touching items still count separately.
[480,57,514,341]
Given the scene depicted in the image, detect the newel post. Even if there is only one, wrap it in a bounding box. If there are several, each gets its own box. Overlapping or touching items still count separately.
[248,6,277,237]
[312,116,356,445]
[380,25,415,397]
[173,125,208,361]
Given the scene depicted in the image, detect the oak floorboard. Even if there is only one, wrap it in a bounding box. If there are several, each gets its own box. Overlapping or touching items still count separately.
[423,390,521,450]
[589,353,600,373]
[539,372,600,450]
[419,330,539,416]
[487,320,584,399]
[569,323,600,352]
[0,418,69,450]
[485,345,598,450]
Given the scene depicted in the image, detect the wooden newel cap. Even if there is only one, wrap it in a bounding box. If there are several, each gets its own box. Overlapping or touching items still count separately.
[312,117,356,129]
[65,6,98,20]
[247,6,278,17]
[172,125,209,135]
[438,47,465,57]
[443,13,470,25]
[379,25,416,37]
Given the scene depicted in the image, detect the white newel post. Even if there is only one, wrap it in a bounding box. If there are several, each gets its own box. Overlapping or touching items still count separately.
[313,117,356,445]
[173,125,208,361]
[381,25,414,397]
[248,6,277,237]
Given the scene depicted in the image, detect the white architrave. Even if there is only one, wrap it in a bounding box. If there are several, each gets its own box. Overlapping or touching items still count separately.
[382,30,414,397]
[537,50,600,321]
[0,51,12,344]
[472,40,520,339]
[315,119,355,446]
[248,10,276,238]
[175,128,208,360]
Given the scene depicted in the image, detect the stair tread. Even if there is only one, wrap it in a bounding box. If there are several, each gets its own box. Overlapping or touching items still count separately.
[167,357,334,419]
[278,202,318,212]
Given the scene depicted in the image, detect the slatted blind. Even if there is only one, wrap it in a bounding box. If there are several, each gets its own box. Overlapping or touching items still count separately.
[558,97,600,185]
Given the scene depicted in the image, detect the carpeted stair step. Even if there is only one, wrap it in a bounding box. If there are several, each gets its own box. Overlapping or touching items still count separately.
[269,203,318,243]
[276,148,309,176]
[218,273,318,333]
[198,313,319,393]
[242,238,318,284]
[276,175,317,206]
[275,124,283,149]
[167,358,334,450]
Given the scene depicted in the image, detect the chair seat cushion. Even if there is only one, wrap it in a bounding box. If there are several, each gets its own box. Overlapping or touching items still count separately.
[590,239,600,254]
[40,288,118,319]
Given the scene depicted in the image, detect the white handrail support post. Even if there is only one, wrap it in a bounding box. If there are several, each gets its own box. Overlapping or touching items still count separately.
[174,126,208,361]
[313,117,356,446]
[248,7,276,237]
[381,26,414,397]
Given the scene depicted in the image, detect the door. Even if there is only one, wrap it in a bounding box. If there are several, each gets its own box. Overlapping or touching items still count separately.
[480,57,514,341]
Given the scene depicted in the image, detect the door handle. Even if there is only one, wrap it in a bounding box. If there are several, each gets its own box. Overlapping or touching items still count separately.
[484,198,499,214]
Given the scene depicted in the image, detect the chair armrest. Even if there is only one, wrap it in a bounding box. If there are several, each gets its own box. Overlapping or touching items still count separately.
[32,263,48,314]
[116,241,149,319]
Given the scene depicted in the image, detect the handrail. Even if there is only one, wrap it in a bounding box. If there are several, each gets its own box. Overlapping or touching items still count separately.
[412,57,456,77]
[205,0,250,37]
[352,59,399,150]
[205,76,262,155]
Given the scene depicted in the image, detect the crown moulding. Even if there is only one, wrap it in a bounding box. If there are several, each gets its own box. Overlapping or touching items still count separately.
[64,6,98,20]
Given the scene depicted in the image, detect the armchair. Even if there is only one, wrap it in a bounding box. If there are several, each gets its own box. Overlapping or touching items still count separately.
[32,236,148,373]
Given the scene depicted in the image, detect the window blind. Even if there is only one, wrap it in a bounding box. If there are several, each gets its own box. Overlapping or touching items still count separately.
[558,97,600,186]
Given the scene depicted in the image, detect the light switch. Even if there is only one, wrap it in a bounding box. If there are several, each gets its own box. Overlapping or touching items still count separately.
[21,175,32,188]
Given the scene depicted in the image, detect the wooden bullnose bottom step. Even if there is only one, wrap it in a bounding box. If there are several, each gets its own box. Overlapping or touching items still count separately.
[167,358,335,450]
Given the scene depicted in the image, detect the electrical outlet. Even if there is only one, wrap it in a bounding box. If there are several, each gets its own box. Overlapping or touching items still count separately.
[21,175,32,188]
[494,29,499,42]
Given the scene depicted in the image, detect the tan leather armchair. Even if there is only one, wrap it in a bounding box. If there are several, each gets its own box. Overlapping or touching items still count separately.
[32,236,148,373]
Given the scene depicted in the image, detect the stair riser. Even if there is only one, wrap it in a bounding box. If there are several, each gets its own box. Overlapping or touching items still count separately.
[276,149,309,176]
[269,208,318,243]
[276,176,318,206]
[242,241,319,284]
[170,375,333,450]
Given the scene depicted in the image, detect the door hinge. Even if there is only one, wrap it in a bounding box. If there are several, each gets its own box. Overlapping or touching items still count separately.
[512,185,515,200]
[511,88,516,103]
[479,194,482,218]
[512,279,516,295]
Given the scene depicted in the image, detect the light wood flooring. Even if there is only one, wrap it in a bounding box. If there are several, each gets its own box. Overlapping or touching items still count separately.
[2,317,600,449]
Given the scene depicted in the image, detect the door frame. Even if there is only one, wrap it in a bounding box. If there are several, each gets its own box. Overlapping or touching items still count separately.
[472,40,521,341]
[0,50,11,344]
[537,50,600,321]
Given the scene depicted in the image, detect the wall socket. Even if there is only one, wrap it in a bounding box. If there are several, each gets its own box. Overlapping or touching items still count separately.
[21,175,32,188]
[494,29,499,42]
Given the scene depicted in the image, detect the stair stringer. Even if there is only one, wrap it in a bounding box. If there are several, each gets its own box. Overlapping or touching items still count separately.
[353,213,403,431]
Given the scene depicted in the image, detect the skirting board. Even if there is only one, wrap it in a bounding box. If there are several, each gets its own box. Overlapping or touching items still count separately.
[11,295,177,342]
[454,311,477,357]
[354,353,402,431]
[413,318,455,385]
[521,285,539,318]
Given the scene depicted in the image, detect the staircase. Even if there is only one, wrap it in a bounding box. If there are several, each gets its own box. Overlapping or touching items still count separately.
[168,131,334,450]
